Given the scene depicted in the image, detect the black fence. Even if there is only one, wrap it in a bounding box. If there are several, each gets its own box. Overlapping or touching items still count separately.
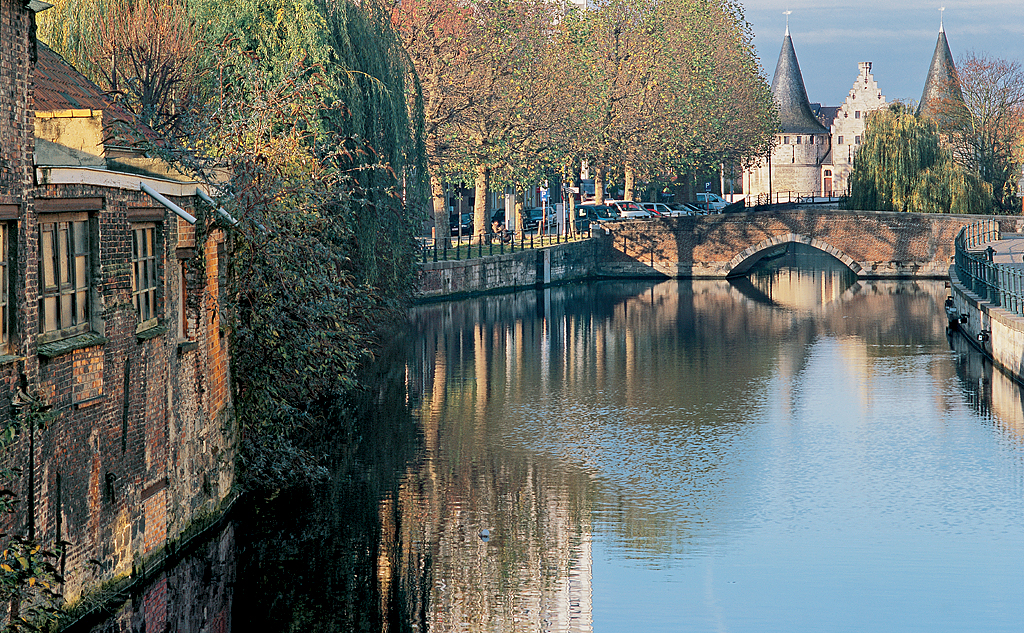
[418,227,593,264]
[954,220,1024,316]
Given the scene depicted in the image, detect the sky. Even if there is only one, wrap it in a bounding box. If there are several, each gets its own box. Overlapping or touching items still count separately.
[739,1,1024,107]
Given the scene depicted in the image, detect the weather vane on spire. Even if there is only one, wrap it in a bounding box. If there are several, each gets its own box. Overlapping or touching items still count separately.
[784,10,792,36]
[940,7,945,33]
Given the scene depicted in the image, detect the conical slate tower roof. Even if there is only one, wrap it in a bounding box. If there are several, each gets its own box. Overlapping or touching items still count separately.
[917,28,963,116]
[771,31,828,135]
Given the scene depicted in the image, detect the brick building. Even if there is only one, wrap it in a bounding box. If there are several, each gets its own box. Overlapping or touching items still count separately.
[1,0,234,613]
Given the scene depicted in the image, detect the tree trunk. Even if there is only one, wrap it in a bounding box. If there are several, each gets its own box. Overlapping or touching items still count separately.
[430,173,447,242]
[624,164,635,201]
[474,164,490,241]
[514,187,525,235]
[594,166,606,205]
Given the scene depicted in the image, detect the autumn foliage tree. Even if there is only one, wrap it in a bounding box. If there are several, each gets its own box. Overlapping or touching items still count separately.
[933,53,1024,213]
[849,103,992,213]
[554,0,774,204]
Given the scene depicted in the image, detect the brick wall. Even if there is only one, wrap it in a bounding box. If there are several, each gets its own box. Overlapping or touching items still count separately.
[594,210,1020,279]
[0,0,32,206]
[19,183,236,603]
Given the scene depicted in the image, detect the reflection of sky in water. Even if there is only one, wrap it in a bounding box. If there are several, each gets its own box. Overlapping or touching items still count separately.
[409,274,1024,632]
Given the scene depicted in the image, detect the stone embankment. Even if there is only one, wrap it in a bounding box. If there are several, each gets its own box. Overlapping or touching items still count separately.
[416,239,600,300]
[948,222,1024,384]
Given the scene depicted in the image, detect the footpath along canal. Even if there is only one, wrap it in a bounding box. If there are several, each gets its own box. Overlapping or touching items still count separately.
[77,246,1024,633]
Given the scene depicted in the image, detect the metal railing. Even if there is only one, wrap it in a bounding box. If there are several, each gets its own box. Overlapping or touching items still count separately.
[753,192,846,207]
[954,220,1024,316]
[418,226,593,264]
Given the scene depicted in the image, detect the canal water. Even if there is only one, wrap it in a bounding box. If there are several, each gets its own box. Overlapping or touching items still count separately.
[89,247,1024,632]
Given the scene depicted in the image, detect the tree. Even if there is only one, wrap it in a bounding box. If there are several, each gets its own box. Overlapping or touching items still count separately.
[554,0,775,204]
[395,0,564,240]
[392,0,476,237]
[849,102,992,213]
[933,53,1024,213]
[556,0,660,204]
[90,0,205,137]
[43,0,425,484]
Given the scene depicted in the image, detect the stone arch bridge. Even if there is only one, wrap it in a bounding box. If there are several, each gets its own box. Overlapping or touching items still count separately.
[597,208,1022,279]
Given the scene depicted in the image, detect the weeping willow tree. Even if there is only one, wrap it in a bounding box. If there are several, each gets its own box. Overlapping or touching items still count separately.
[848,102,992,213]
[40,0,426,486]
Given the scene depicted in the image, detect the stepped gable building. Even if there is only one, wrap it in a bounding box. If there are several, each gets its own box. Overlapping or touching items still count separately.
[0,0,235,614]
[917,22,963,119]
[743,28,892,200]
[830,62,887,194]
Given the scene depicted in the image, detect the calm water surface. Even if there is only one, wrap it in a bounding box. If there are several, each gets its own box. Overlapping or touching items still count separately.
[388,250,1024,633]
[210,249,1024,633]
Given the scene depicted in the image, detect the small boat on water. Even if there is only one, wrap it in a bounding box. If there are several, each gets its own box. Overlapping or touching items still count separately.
[945,296,959,328]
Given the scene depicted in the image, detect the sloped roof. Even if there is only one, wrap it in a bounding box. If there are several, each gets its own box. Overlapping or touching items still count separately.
[812,104,840,129]
[34,43,112,112]
[917,29,963,116]
[771,33,828,135]
[34,43,152,147]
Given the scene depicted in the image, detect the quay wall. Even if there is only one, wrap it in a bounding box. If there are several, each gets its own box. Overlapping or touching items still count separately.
[950,265,1024,384]
[417,239,599,300]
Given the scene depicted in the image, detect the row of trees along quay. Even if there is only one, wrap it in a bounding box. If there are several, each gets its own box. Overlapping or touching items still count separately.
[34,0,777,489]
[394,0,777,241]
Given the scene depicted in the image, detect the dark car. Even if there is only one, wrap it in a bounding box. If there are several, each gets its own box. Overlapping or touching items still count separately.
[574,204,617,231]
[522,207,555,231]
[449,212,473,236]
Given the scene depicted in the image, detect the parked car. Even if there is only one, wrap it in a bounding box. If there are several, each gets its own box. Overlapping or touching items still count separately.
[696,192,729,212]
[522,206,556,231]
[574,204,617,231]
[640,202,684,217]
[449,212,473,236]
[664,202,695,216]
[605,200,653,219]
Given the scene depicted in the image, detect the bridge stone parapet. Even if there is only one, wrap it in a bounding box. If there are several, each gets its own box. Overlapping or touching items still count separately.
[596,207,1023,279]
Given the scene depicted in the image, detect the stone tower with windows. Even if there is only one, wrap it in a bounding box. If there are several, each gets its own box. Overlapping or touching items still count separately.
[743,28,830,201]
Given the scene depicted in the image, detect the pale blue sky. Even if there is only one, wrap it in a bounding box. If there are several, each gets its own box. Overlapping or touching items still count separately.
[740,1,1024,107]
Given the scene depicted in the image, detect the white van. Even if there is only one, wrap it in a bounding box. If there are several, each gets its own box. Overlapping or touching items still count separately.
[696,193,728,212]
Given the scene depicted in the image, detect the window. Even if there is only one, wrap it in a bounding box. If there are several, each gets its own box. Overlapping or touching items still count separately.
[855,135,861,145]
[855,111,861,119]
[783,136,789,144]
[824,169,832,176]
[132,223,159,330]
[39,213,91,340]
[838,136,844,145]
[796,136,802,144]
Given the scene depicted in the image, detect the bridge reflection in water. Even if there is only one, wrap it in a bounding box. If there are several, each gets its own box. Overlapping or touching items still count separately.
[78,253,1024,633]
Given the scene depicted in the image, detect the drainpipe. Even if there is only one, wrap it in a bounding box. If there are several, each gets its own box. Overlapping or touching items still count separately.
[195,188,239,226]
[140,181,196,224]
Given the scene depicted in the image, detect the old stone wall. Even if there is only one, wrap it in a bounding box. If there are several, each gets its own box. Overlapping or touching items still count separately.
[0,0,32,207]
[595,210,1015,279]
[950,266,1024,385]
[417,240,598,300]
[19,182,235,604]
[416,210,1016,299]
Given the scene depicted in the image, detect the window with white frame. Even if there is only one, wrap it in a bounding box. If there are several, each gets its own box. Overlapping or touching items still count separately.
[131,223,159,330]
[39,213,91,340]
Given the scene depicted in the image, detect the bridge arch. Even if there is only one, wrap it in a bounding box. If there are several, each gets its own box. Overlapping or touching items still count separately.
[725,233,863,277]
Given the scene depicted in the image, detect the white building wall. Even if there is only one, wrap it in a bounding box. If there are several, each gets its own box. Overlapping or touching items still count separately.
[830,62,887,195]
